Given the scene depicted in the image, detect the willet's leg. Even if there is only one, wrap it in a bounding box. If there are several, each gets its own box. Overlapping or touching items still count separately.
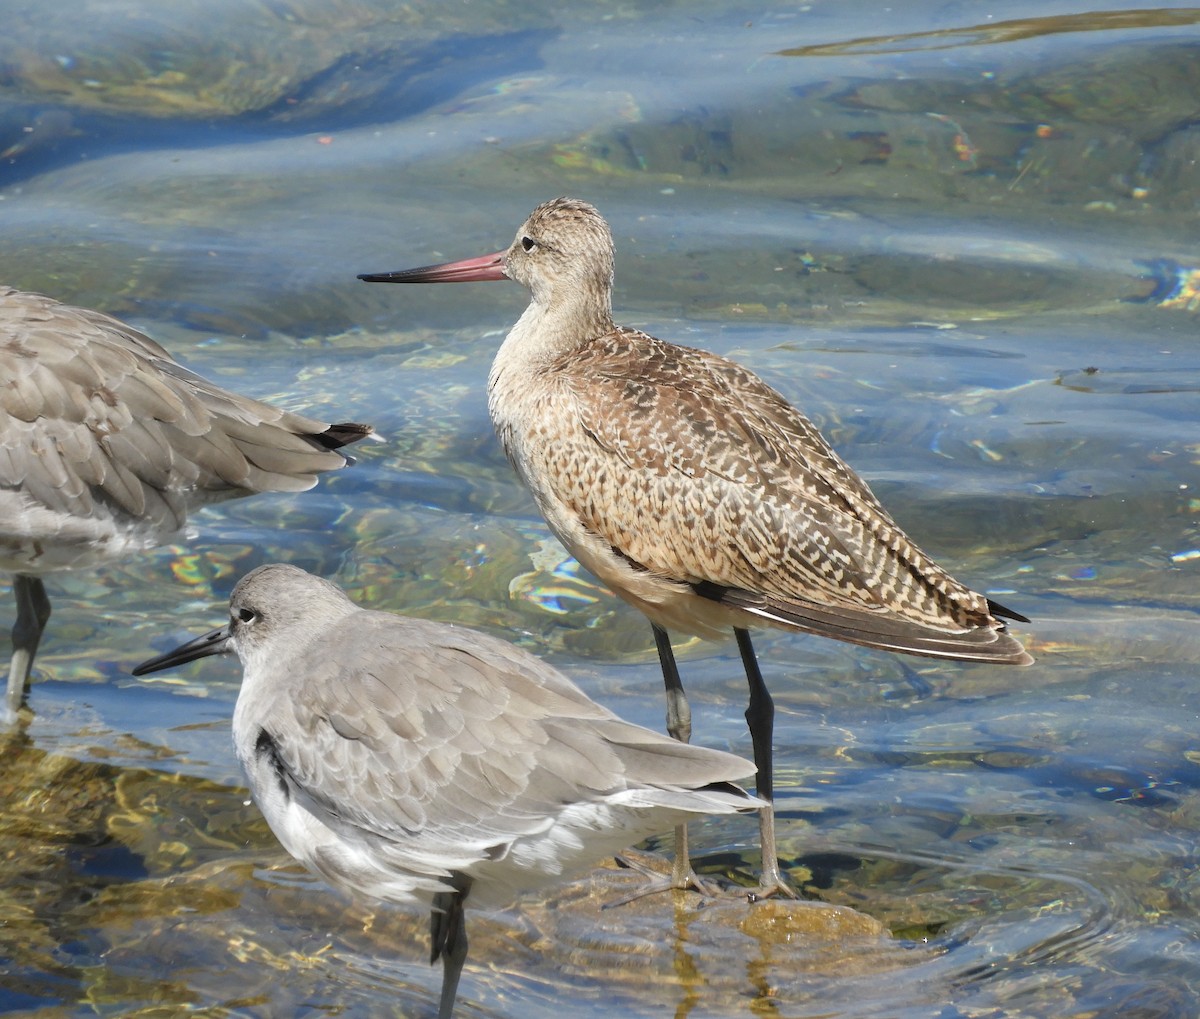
[734,627,795,899]
[431,875,472,1019]
[5,575,51,724]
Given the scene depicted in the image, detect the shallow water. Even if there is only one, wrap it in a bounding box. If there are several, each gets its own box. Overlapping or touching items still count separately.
[2,0,1199,1015]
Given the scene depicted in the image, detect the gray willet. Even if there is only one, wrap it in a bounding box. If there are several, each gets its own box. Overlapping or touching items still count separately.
[1,287,373,722]
[358,196,1033,898]
[133,563,760,1019]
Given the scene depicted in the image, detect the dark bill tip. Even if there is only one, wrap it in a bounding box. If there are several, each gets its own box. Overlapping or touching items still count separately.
[132,623,233,676]
[357,249,508,284]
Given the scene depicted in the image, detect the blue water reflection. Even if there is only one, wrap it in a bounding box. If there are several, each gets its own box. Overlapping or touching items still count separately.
[2,0,1199,1015]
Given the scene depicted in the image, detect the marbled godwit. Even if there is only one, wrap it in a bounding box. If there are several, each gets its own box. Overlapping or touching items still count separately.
[133,563,760,1019]
[358,196,1033,897]
[1,287,373,722]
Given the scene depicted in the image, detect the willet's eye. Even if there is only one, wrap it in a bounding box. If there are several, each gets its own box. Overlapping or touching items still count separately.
[521,236,536,252]
[237,608,257,624]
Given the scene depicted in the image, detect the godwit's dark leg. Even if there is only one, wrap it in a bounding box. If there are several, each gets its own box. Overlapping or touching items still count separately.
[735,626,795,898]
[653,623,692,744]
[652,623,704,889]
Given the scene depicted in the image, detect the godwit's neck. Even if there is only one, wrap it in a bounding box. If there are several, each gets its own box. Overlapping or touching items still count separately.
[495,291,615,369]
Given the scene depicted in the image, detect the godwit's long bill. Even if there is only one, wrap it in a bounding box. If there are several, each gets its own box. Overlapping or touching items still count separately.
[1,286,374,723]
[358,197,1033,898]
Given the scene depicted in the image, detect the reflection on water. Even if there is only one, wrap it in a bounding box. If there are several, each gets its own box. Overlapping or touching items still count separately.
[2,0,1199,1015]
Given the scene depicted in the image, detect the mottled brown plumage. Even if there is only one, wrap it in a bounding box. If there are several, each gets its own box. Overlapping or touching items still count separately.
[360,195,1033,896]
[500,325,1027,659]
[1,286,373,720]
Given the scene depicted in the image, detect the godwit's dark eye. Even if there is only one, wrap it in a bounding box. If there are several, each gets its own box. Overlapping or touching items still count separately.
[236,608,257,624]
[521,236,536,252]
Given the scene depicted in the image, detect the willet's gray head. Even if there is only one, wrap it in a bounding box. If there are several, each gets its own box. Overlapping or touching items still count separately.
[358,196,1034,898]
[1,286,374,724]
[133,563,760,1019]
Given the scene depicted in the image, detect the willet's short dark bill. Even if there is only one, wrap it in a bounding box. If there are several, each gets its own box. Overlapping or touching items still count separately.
[1,286,374,723]
[132,563,760,1019]
[358,196,1033,898]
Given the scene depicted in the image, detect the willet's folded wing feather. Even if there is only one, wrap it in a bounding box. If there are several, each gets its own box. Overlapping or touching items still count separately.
[247,611,753,870]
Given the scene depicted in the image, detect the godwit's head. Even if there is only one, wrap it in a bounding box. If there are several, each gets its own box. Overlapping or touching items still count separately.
[358,197,616,334]
[502,197,614,313]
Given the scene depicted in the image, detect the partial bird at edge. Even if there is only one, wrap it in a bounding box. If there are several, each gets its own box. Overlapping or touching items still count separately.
[1,285,376,723]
